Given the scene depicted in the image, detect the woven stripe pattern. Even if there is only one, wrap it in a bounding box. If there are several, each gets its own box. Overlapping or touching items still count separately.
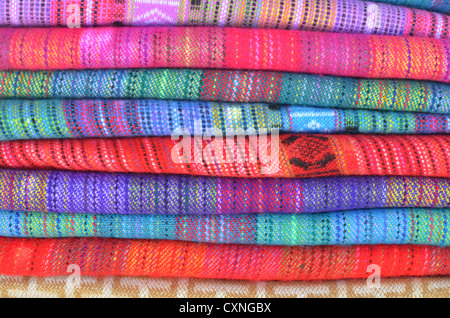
[0,0,449,39]
[4,69,450,115]
[0,237,448,280]
[0,99,282,140]
[3,169,450,215]
[2,100,450,141]
[2,27,450,84]
[1,208,449,246]
[0,134,449,178]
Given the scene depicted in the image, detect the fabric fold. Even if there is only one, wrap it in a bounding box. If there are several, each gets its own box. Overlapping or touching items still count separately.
[4,69,450,115]
[2,27,450,84]
[0,134,449,178]
[0,208,449,246]
[0,0,449,40]
[2,169,450,215]
[0,237,448,280]
[1,100,450,140]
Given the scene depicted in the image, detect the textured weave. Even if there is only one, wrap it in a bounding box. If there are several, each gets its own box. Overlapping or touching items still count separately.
[0,99,281,140]
[1,100,450,141]
[376,1,450,14]
[0,0,449,39]
[1,208,449,246]
[0,134,449,178]
[1,275,449,298]
[3,169,450,215]
[4,69,450,115]
[2,27,450,84]
[281,106,450,134]
[0,237,448,280]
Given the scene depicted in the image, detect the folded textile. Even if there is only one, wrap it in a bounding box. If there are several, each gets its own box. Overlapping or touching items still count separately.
[0,0,449,39]
[376,1,450,14]
[0,237,448,280]
[4,70,450,115]
[1,208,449,246]
[0,134,449,178]
[2,100,450,140]
[3,169,450,215]
[2,27,450,84]
[1,275,448,298]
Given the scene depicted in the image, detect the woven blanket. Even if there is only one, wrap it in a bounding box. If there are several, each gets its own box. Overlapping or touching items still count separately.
[1,208,449,246]
[0,134,449,178]
[0,237,448,280]
[2,27,450,84]
[376,1,450,14]
[2,100,450,140]
[0,0,449,40]
[3,169,450,215]
[5,69,450,115]
[1,275,448,298]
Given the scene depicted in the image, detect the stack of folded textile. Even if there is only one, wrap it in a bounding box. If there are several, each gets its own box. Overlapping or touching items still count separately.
[0,0,449,298]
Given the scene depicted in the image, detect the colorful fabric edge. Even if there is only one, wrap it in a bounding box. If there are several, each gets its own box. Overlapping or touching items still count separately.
[4,69,450,115]
[0,134,449,178]
[2,27,450,84]
[1,208,449,246]
[1,100,450,140]
[1,0,450,40]
[3,169,450,215]
[0,238,448,281]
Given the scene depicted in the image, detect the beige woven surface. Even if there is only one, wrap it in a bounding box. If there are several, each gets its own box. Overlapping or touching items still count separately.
[0,275,448,298]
